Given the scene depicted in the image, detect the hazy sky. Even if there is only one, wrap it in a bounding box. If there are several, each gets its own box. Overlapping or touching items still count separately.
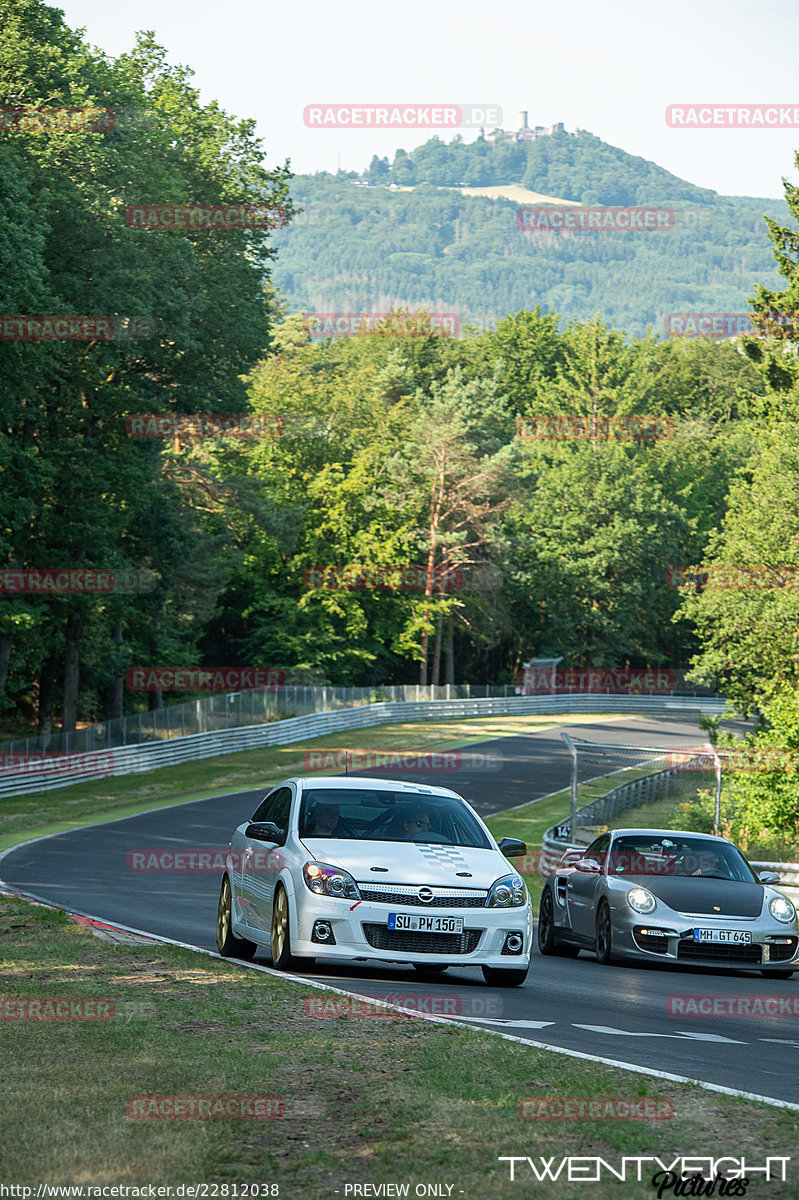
[56,0,799,199]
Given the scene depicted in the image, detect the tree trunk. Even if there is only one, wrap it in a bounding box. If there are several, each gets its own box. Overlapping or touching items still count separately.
[105,622,125,719]
[431,609,444,687]
[148,688,164,711]
[62,611,81,732]
[445,619,455,685]
[38,656,57,737]
[0,633,12,706]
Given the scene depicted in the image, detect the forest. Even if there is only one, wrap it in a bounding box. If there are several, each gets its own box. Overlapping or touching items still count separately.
[270,132,789,334]
[2,0,799,842]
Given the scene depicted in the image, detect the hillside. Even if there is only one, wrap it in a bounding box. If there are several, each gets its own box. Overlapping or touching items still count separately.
[271,129,790,335]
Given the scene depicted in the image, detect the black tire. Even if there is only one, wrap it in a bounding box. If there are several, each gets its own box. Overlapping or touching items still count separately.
[412,963,448,973]
[538,891,580,957]
[481,964,529,987]
[595,901,615,965]
[537,891,558,955]
[216,874,257,960]
[270,884,302,970]
[762,969,795,979]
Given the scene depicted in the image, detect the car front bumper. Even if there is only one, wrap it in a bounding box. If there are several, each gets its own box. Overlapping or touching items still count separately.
[290,887,533,967]
[608,906,799,970]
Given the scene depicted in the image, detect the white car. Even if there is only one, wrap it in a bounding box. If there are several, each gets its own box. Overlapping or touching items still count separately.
[216,775,532,985]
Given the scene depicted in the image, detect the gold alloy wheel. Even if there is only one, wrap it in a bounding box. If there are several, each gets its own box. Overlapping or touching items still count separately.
[271,887,288,963]
[217,876,232,948]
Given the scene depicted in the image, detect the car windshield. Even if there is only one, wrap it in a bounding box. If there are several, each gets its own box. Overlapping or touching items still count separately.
[299,788,492,849]
[607,835,758,882]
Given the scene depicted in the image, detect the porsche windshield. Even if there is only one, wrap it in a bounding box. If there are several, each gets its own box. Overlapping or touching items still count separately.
[607,836,757,882]
[299,788,491,849]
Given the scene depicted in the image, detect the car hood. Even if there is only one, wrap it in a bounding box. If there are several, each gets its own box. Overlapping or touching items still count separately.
[621,875,764,918]
[300,839,509,887]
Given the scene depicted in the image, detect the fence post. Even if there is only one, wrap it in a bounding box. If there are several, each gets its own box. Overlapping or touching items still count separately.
[709,742,723,835]
[562,731,578,840]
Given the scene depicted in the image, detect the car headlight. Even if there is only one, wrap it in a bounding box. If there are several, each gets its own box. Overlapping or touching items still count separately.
[627,887,656,914]
[769,895,796,924]
[487,873,527,908]
[302,861,361,900]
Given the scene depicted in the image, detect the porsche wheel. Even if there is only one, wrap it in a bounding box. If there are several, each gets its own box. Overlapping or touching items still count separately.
[538,891,580,958]
[595,901,615,965]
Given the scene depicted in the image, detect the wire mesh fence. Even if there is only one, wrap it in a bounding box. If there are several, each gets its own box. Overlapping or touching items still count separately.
[561,734,723,845]
[0,683,523,759]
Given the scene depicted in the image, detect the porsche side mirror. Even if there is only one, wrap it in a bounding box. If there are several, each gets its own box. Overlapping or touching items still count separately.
[575,857,601,874]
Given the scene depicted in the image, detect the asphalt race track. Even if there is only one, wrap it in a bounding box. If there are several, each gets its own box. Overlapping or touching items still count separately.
[3,713,798,1107]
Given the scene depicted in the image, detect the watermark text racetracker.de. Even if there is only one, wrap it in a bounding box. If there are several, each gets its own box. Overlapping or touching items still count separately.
[126,414,282,439]
[515,414,673,441]
[667,104,799,127]
[0,315,153,340]
[667,995,799,1018]
[303,994,502,1018]
[303,748,503,773]
[0,569,155,594]
[516,668,676,695]
[125,667,321,691]
[0,751,116,778]
[665,312,799,338]
[126,848,282,874]
[0,105,115,132]
[0,996,114,1020]
[127,1095,284,1119]
[517,1096,674,1121]
[303,104,501,129]
[516,206,674,232]
[666,564,799,590]
[126,205,286,231]
[303,313,460,338]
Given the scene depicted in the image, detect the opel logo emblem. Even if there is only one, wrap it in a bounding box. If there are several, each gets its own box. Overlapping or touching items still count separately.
[418,887,434,903]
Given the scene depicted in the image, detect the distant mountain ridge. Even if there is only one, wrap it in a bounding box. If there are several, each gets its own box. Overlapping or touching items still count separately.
[271,129,789,335]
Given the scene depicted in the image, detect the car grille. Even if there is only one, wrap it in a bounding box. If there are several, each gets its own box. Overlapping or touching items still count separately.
[362,923,482,955]
[358,884,487,908]
[767,938,798,963]
[677,940,762,965]
[633,928,669,954]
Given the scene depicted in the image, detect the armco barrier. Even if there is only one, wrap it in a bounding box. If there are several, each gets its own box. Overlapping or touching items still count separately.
[0,694,725,799]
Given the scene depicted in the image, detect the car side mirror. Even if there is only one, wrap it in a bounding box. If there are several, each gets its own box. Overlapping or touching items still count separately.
[575,857,601,874]
[758,870,781,885]
[246,821,283,844]
[497,837,527,857]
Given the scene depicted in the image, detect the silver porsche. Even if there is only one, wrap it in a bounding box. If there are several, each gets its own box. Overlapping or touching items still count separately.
[538,828,798,977]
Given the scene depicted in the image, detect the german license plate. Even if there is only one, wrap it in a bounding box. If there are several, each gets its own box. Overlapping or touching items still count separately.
[693,928,752,944]
[388,913,464,934]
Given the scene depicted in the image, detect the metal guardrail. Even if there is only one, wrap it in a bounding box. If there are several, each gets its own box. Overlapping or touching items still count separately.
[0,693,726,799]
[0,678,720,760]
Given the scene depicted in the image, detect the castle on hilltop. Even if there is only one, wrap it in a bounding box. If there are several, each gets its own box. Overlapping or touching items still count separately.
[484,112,576,143]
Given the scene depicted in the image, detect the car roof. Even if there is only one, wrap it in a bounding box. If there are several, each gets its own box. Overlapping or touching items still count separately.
[609,828,732,844]
[295,775,464,799]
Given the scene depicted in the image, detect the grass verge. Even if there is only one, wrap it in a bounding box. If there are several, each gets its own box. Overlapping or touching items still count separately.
[2,894,796,1197]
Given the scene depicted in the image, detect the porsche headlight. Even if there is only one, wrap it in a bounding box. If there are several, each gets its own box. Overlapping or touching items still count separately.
[487,873,527,908]
[627,886,656,914]
[302,861,360,900]
[769,895,796,924]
